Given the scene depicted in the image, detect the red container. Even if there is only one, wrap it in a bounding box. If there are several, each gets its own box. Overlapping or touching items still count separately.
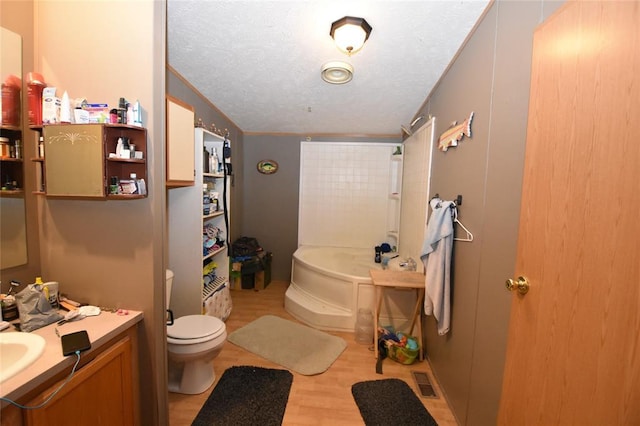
[26,72,45,126]
[1,77,21,127]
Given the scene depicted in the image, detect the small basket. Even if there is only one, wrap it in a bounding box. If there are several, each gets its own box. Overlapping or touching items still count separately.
[387,339,419,365]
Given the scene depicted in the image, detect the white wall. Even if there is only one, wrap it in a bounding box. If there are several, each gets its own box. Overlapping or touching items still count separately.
[298,142,396,249]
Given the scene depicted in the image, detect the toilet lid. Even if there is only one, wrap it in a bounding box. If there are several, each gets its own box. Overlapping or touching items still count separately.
[167,315,225,340]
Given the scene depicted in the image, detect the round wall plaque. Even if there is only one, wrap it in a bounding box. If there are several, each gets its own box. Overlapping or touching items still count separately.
[257,159,279,174]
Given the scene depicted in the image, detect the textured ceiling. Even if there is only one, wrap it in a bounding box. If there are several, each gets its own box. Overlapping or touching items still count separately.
[168,1,490,136]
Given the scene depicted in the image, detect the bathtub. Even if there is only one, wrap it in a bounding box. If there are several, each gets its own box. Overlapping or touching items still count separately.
[284,245,419,332]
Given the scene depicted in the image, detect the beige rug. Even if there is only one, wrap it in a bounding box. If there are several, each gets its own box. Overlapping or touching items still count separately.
[228,315,347,375]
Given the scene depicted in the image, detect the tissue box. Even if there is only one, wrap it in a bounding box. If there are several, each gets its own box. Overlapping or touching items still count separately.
[85,103,109,123]
[42,87,60,124]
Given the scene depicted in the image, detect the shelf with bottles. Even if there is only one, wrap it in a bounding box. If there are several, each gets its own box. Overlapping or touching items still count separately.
[41,123,147,199]
[1,126,25,195]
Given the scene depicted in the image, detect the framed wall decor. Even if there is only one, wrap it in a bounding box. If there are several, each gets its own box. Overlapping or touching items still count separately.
[257,159,279,174]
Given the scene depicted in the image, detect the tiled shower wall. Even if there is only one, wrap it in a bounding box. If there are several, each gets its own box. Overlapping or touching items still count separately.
[298,142,397,249]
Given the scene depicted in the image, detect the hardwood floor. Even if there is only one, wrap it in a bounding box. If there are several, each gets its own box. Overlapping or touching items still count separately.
[168,281,458,425]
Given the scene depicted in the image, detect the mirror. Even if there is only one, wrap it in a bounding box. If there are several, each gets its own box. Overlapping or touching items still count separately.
[1,26,28,269]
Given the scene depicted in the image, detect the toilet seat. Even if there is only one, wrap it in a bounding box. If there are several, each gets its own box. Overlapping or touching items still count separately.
[167,315,225,345]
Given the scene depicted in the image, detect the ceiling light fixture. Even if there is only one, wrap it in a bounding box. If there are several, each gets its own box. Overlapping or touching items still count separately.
[330,16,372,56]
[321,61,353,84]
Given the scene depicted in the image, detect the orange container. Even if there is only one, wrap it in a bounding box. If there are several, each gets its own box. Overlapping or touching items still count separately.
[26,72,45,126]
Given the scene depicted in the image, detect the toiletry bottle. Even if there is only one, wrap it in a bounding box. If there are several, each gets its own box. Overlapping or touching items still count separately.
[132,100,141,126]
[60,91,71,123]
[126,103,133,125]
[130,173,139,194]
[14,139,21,159]
[38,136,45,158]
[121,137,131,159]
[210,148,219,174]
[116,137,123,157]
[110,176,119,194]
[203,147,210,173]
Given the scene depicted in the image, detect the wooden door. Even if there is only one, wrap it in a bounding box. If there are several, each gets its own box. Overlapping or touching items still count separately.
[498,2,640,424]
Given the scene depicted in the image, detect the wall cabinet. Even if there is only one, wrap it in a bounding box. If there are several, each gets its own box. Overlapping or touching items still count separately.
[168,127,231,319]
[166,95,195,187]
[42,124,147,199]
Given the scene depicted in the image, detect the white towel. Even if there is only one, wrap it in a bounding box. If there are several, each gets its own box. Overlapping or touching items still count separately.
[420,198,454,335]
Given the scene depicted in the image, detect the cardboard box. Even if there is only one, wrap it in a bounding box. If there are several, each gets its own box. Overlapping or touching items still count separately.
[84,103,109,123]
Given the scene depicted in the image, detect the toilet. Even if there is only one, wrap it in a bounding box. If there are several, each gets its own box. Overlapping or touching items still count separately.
[166,269,227,394]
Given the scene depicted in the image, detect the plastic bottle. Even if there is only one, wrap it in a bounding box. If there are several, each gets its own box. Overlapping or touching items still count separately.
[210,148,219,174]
[116,137,123,157]
[132,100,142,126]
[355,308,374,344]
[26,72,46,126]
[60,91,71,123]
[203,147,210,173]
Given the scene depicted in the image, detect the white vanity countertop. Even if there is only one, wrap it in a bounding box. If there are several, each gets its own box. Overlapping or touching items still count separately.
[0,310,143,404]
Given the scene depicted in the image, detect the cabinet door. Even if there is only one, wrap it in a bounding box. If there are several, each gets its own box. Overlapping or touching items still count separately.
[25,337,134,426]
[166,96,195,187]
[43,124,105,197]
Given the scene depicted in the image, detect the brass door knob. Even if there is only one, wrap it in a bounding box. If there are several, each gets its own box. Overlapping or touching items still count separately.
[505,276,530,295]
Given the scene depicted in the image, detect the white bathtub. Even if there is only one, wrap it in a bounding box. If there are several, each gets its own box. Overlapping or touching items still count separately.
[284,245,419,332]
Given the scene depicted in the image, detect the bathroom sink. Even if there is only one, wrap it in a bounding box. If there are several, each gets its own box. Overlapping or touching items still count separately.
[0,332,46,383]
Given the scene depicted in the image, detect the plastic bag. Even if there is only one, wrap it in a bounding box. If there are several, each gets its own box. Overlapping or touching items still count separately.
[15,284,63,332]
[231,236,262,257]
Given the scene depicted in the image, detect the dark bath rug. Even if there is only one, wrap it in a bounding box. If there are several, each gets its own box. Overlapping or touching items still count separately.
[191,366,293,426]
[352,378,438,426]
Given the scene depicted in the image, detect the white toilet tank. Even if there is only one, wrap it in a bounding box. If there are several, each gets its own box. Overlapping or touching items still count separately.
[166,269,174,311]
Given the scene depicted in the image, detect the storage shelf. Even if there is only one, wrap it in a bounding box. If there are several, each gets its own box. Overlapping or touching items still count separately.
[106,194,147,200]
[203,245,226,261]
[203,276,227,300]
[0,189,24,198]
[107,158,145,164]
[203,210,224,220]
[203,172,224,179]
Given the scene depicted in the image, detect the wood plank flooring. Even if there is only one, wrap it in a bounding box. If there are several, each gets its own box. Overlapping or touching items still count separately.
[168,281,458,425]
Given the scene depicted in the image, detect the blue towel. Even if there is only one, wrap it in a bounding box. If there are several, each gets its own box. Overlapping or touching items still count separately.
[420,198,454,335]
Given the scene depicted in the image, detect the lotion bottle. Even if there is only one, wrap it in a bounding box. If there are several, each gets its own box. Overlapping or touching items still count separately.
[60,91,71,123]
[116,137,124,157]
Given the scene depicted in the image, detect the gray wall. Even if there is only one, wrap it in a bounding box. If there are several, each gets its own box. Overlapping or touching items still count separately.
[242,135,399,281]
[415,1,564,425]
[167,68,244,242]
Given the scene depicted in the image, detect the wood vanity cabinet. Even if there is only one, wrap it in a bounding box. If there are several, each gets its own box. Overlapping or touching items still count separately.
[43,124,147,199]
[0,328,140,426]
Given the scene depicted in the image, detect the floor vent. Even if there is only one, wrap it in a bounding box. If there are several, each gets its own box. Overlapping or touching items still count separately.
[411,371,437,398]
